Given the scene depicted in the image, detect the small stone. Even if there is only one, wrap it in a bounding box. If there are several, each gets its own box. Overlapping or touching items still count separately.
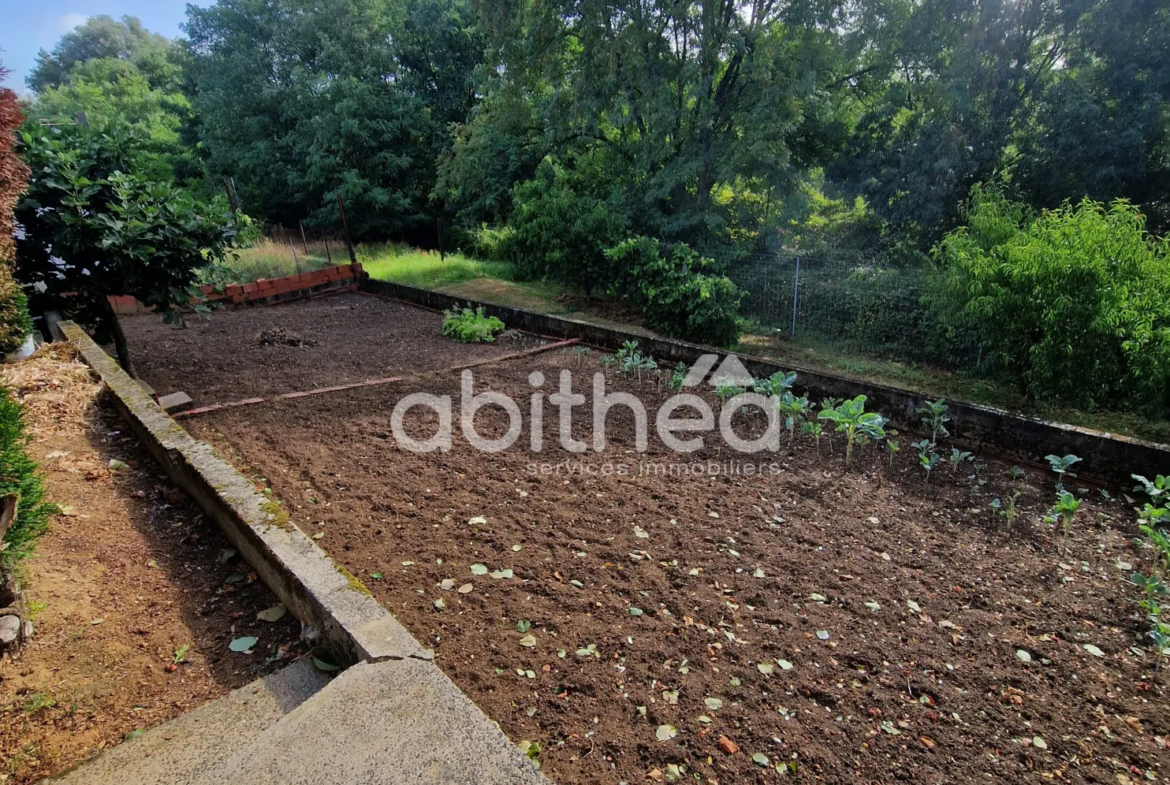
[0,614,20,645]
[717,735,739,755]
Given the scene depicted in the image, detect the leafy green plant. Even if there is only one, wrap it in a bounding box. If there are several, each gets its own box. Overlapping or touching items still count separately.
[989,491,1020,530]
[1052,490,1082,551]
[0,386,55,563]
[667,361,688,390]
[929,186,1170,412]
[917,399,951,445]
[949,447,972,474]
[15,125,236,371]
[802,420,823,455]
[1009,465,1025,481]
[572,346,591,365]
[714,382,743,403]
[1045,454,1081,491]
[606,237,742,346]
[441,306,505,343]
[1134,474,1169,504]
[753,371,796,397]
[913,439,938,481]
[818,395,887,466]
[776,392,812,448]
[885,431,900,467]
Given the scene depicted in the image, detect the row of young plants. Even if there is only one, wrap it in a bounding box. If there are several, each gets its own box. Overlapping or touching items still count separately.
[1130,473,1170,667]
[601,340,1168,669]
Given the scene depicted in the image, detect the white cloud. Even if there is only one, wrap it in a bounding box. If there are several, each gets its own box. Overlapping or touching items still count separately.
[56,13,87,34]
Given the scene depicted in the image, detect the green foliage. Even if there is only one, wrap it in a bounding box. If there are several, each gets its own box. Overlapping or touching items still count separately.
[0,66,32,355]
[990,492,1021,530]
[441,306,505,343]
[912,439,939,481]
[818,395,887,466]
[917,399,950,446]
[504,159,629,295]
[607,237,742,347]
[15,125,235,364]
[0,387,54,563]
[29,15,178,93]
[753,371,796,398]
[1045,454,1081,491]
[24,58,196,182]
[185,0,481,239]
[930,186,1170,411]
[1052,490,1083,548]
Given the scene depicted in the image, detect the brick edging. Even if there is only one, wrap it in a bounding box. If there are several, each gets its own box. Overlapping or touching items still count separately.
[358,277,1170,486]
[61,320,430,666]
[108,264,364,314]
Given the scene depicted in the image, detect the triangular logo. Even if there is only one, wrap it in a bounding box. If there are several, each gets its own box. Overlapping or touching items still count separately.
[708,355,754,388]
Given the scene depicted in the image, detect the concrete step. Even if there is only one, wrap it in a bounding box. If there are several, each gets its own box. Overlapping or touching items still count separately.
[206,658,547,785]
[51,658,332,785]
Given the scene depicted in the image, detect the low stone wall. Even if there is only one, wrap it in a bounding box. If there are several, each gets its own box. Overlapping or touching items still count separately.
[359,277,1170,486]
[61,321,430,667]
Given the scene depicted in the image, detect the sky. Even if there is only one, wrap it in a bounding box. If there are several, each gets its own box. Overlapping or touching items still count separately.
[0,0,196,94]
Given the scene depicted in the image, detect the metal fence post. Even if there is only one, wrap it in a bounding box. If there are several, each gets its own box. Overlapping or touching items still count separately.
[790,256,801,337]
[336,195,357,265]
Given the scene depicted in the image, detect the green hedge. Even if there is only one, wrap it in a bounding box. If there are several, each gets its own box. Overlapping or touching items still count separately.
[929,185,1170,411]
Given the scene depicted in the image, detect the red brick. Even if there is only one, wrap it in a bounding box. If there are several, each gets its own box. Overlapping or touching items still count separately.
[243,282,259,294]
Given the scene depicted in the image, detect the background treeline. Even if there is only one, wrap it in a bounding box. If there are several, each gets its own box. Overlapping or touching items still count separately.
[10,0,1170,412]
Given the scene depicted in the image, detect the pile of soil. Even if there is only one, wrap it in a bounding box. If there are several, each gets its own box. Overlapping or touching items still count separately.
[255,326,316,348]
[180,345,1170,785]
[0,346,301,784]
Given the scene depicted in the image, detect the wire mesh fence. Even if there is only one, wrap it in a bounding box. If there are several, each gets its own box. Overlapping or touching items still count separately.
[722,252,943,362]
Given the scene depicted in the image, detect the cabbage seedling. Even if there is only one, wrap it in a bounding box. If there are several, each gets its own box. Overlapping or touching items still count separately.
[1045,454,1081,491]
[989,491,1020,530]
[913,439,938,482]
[753,371,796,397]
[917,399,950,446]
[1053,490,1082,551]
[886,429,900,468]
[802,420,823,455]
[819,396,887,466]
[949,447,972,474]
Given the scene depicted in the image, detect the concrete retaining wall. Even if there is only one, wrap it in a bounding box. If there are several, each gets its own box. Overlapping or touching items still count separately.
[62,321,430,667]
[359,277,1170,486]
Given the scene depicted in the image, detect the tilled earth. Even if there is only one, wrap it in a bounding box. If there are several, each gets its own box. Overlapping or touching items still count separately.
[173,346,1170,785]
[120,292,539,403]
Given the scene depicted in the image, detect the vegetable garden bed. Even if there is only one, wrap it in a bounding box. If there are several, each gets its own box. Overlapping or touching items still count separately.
[126,295,1170,785]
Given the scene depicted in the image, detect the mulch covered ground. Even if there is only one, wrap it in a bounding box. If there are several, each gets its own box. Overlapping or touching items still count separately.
[129,298,1170,785]
[0,346,301,784]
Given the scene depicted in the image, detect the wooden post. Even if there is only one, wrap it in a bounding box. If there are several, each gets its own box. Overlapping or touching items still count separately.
[437,218,446,262]
[336,195,357,265]
[324,237,332,265]
[299,223,309,255]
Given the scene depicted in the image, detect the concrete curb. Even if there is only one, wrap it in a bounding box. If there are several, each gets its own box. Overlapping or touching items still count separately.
[61,321,430,666]
[359,278,1170,485]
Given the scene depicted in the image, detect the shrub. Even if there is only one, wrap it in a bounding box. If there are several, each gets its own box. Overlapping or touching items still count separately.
[929,185,1170,411]
[467,224,517,263]
[0,66,32,355]
[0,386,54,563]
[607,237,742,346]
[441,306,505,343]
[505,159,628,296]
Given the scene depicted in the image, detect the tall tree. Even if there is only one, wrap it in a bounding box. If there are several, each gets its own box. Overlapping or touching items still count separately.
[447,0,855,247]
[28,15,179,93]
[184,0,483,240]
